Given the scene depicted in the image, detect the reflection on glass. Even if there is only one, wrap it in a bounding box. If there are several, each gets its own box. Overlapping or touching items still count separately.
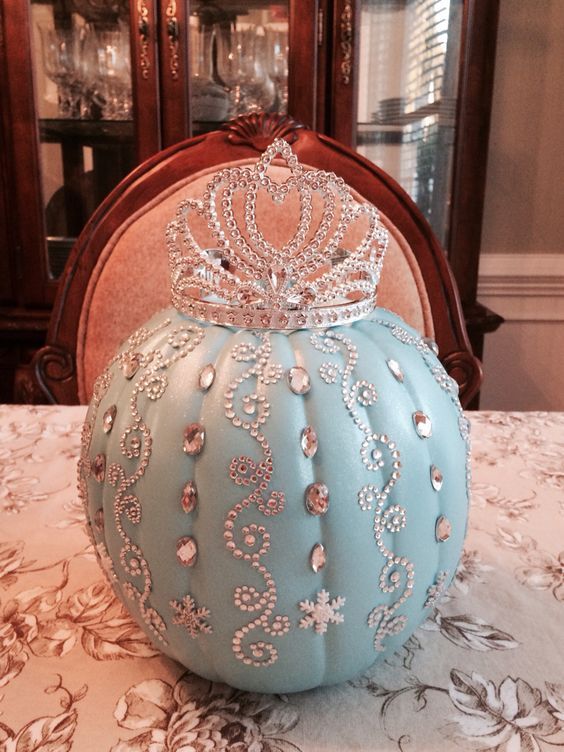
[265,24,289,111]
[38,20,132,121]
[356,0,462,246]
[31,1,135,279]
[216,24,275,117]
[39,27,82,118]
[190,21,229,122]
[190,2,289,129]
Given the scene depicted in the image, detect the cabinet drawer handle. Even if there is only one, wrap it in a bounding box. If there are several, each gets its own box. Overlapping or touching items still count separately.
[340,1,353,85]
[166,1,180,80]
[137,0,152,79]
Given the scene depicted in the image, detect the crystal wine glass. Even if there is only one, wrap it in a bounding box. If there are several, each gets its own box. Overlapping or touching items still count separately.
[265,23,289,112]
[216,24,274,117]
[39,26,81,118]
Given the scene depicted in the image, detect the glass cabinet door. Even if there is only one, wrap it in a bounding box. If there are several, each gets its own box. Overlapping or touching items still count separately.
[356,0,462,247]
[189,2,289,135]
[29,0,136,280]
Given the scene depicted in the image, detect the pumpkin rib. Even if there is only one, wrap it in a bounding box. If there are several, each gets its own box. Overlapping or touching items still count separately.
[286,330,328,687]
[191,323,240,681]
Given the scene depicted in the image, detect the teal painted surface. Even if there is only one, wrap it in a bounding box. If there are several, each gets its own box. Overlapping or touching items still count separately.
[82,307,470,693]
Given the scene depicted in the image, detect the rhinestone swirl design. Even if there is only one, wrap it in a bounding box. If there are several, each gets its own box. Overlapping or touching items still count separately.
[78,319,206,644]
[310,330,414,652]
[224,333,291,667]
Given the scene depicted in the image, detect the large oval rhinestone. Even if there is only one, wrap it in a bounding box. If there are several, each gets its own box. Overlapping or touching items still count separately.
[123,353,141,379]
[413,411,432,438]
[310,543,327,572]
[287,367,311,395]
[183,423,205,455]
[435,515,452,542]
[301,426,318,458]
[102,405,117,434]
[430,465,443,491]
[387,358,404,382]
[305,482,329,515]
[176,536,198,566]
[93,508,104,532]
[181,481,198,513]
[92,453,106,482]
[199,364,215,390]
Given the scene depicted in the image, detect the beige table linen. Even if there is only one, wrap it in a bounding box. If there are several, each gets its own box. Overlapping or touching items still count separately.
[1,406,563,751]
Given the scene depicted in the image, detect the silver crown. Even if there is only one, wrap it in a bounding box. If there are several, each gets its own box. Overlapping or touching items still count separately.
[167,138,388,330]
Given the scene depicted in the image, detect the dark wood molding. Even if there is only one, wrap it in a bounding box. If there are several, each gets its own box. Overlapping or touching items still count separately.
[2,0,49,307]
[32,344,76,405]
[329,0,360,145]
[130,0,161,162]
[449,0,500,307]
[158,0,190,146]
[288,0,319,129]
[222,112,307,150]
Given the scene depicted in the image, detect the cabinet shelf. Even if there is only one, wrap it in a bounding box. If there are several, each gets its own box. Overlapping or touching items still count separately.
[39,118,135,145]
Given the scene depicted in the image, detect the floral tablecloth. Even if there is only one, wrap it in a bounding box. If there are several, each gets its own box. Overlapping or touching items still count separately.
[1,405,563,751]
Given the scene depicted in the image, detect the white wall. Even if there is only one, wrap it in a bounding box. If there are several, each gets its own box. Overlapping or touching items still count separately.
[478,0,564,410]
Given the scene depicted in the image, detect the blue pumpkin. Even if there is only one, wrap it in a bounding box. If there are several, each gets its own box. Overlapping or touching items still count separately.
[79,304,470,693]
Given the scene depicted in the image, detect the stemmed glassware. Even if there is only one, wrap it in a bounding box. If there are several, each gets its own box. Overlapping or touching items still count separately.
[190,21,229,122]
[39,21,132,120]
[39,26,82,118]
[94,26,132,120]
[216,24,275,117]
[265,23,289,112]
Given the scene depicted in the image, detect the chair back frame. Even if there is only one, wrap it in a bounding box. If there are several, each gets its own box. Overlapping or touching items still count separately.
[32,113,482,406]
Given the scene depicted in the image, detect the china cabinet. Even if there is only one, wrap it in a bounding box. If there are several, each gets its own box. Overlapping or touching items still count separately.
[0,0,501,403]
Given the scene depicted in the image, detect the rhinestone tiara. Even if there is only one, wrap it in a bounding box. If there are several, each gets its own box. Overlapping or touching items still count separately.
[167,138,389,330]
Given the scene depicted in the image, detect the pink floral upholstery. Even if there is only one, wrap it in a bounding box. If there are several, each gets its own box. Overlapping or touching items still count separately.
[77,162,434,403]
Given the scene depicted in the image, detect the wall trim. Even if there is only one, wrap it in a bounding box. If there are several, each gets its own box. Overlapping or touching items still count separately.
[478,253,564,321]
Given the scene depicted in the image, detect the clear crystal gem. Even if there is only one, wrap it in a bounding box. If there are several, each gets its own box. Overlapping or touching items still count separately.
[102,405,117,434]
[93,508,104,532]
[387,359,404,382]
[301,426,318,458]
[181,481,198,513]
[430,465,443,491]
[92,453,106,482]
[288,366,311,394]
[305,483,329,515]
[435,515,452,542]
[123,354,141,379]
[199,364,215,390]
[183,423,205,455]
[243,397,256,414]
[176,536,198,566]
[310,543,327,572]
[267,264,287,293]
[413,411,432,438]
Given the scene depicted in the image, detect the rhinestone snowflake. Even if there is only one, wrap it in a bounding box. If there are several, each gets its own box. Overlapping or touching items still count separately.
[170,594,213,638]
[299,589,346,635]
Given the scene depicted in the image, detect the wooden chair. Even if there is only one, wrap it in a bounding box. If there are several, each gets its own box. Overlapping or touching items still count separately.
[31,113,482,406]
